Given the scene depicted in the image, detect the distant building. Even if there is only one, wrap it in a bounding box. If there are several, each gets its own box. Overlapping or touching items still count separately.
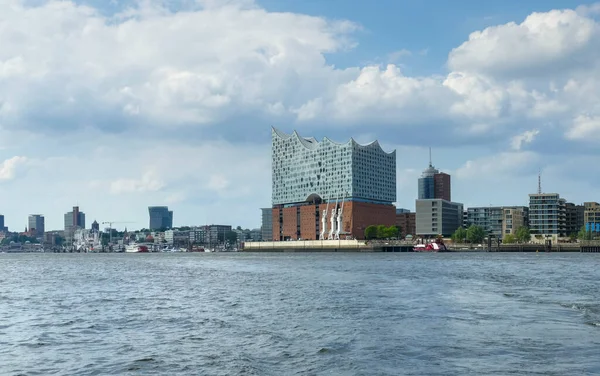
[418,152,451,201]
[148,206,173,230]
[416,199,463,237]
[250,228,261,242]
[28,215,45,237]
[91,220,100,232]
[64,206,85,240]
[164,229,190,245]
[0,214,5,232]
[465,206,528,239]
[501,207,529,237]
[528,193,566,237]
[261,208,273,242]
[271,127,396,241]
[189,225,232,245]
[395,211,416,238]
[565,203,584,236]
[584,202,600,233]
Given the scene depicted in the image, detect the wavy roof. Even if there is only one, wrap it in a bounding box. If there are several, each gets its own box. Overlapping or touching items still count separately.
[271,127,395,155]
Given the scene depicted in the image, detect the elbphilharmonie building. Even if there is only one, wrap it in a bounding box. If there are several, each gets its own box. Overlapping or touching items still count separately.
[271,127,397,240]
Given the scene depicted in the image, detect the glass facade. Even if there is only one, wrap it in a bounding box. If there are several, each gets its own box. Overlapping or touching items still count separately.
[148,206,173,230]
[528,194,566,236]
[271,128,396,205]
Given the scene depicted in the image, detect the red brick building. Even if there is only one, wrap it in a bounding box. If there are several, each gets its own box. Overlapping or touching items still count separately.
[272,201,396,241]
[433,173,451,202]
[395,212,416,238]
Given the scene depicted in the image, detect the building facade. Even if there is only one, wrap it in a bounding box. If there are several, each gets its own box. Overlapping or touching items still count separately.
[501,207,529,237]
[271,128,396,240]
[418,163,451,201]
[466,207,503,238]
[164,229,190,245]
[64,206,85,240]
[189,225,232,245]
[584,202,600,233]
[396,211,416,238]
[148,206,173,230]
[416,199,463,237]
[28,215,45,237]
[565,203,584,236]
[261,208,273,242]
[528,193,567,236]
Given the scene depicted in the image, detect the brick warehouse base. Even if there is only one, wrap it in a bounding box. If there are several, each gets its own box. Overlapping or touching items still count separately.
[272,201,396,241]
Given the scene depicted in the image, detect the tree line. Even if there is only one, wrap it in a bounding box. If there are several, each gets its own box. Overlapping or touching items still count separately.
[451,225,531,244]
[364,225,401,240]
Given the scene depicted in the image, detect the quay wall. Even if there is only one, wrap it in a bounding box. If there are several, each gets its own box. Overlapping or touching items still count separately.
[242,240,375,252]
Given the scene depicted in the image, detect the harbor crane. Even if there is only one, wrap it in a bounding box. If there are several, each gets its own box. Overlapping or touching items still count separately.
[102,221,134,243]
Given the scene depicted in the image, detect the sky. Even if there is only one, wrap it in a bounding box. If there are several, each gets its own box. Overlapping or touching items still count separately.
[2,0,600,231]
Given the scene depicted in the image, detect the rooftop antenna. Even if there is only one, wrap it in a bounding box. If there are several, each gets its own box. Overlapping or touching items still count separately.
[538,169,542,194]
[429,147,432,167]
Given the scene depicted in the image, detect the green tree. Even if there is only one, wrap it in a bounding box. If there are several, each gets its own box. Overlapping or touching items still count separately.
[578,226,593,241]
[375,225,388,239]
[225,231,238,244]
[515,226,531,243]
[466,225,486,244]
[451,227,467,243]
[364,225,377,240]
[503,234,517,244]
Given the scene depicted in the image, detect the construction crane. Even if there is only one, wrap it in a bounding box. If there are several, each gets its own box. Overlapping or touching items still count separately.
[102,221,134,243]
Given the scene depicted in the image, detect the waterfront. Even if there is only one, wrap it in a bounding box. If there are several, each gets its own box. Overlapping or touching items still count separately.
[1,253,599,375]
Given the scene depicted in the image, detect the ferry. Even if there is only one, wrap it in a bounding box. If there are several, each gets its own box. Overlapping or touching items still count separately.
[413,238,448,252]
[125,243,150,253]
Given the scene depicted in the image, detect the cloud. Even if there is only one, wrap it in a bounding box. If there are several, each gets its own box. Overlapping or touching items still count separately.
[2,1,600,229]
[109,170,165,194]
[455,152,540,180]
[511,129,540,150]
[388,49,412,62]
[0,156,28,181]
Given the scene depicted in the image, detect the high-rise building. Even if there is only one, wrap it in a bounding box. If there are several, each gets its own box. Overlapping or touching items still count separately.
[91,220,100,232]
[261,208,273,241]
[565,203,584,236]
[0,214,5,232]
[528,193,566,237]
[148,206,173,230]
[28,215,45,237]
[271,127,396,240]
[418,151,451,201]
[64,206,86,240]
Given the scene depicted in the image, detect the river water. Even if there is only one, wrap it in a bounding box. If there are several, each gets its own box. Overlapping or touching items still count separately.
[1,252,599,375]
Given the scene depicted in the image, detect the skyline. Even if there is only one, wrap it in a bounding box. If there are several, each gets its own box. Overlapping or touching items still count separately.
[1,0,600,230]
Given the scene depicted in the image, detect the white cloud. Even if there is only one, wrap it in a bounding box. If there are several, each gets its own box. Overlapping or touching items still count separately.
[1,1,600,229]
[565,115,600,140]
[0,156,28,181]
[511,129,540,150]
[109,170,165,194]
[455,152,540,180]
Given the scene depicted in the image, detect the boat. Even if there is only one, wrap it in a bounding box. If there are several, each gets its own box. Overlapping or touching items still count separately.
[125,243,150,253]
[413,238,448,252]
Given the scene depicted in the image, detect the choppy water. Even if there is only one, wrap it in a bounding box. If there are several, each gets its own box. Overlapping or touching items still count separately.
[1,252,599,375]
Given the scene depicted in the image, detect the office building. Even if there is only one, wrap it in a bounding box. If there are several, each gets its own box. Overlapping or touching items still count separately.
[465,206,528,239]
[28,215,45,237]
[416,199,463,237]
[261,208,273,241]
[418,151,451,201]
[565,203,584,236]
[0,214,6,232]
[91,220,100,232]
[164,229,190,245]
[528,193,566,237]
[501,207,529,237]
[396,210,416,238]
[584,202,600,233]
[148,206,173,230]
[64,206,85,240]
[271,127,396,240]
[189,225,232,245]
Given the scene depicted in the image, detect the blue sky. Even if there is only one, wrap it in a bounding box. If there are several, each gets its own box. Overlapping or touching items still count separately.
[1,0,600,231]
